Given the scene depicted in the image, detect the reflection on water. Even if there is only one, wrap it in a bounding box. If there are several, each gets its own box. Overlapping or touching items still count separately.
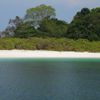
[0,59,100,100]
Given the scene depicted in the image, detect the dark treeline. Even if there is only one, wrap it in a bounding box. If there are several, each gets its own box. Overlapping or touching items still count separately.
[1,4,100,41]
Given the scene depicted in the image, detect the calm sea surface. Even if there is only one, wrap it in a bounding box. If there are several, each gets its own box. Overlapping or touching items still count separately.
[0,58,100,100]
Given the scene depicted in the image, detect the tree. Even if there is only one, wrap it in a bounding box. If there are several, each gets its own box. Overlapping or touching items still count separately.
[80,8,90,15]
[9,16,23,28]
[2,26,15,37]
[38,18,68,37]
[14,23,36,38]
[66,7,100,41]
[3,16,23,37]
[24,4,56,27]
[73,8,90,20]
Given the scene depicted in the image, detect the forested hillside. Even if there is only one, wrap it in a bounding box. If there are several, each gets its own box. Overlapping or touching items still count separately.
[0,5,100,51]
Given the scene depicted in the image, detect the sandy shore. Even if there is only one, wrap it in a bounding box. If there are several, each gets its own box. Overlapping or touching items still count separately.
[0,50,99,58]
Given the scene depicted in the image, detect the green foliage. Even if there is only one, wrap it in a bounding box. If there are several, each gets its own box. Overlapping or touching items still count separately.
[24,4,56,27]
[38,18,68,37]
[1,6,100,42]
[2,16,23,37]
[66,7,100,41]
[14,23,36,38]
[9,16,23,27]
[0,37,100,52]
[0,38,15,49]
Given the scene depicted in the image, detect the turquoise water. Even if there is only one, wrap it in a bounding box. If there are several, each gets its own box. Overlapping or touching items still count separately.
[0,58,100,100]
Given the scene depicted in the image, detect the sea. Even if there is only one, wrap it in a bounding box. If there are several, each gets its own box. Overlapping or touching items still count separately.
[0,58,100,100]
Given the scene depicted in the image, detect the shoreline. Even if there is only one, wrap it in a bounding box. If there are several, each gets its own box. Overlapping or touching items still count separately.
[0,50,100,58]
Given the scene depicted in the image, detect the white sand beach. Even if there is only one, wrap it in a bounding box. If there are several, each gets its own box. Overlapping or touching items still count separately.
[0,50,100,58]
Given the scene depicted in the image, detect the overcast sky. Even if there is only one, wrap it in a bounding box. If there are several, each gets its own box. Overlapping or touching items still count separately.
[0,0,100,31]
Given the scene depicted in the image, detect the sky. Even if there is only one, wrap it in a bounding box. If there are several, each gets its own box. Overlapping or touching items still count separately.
[0,0,100,31]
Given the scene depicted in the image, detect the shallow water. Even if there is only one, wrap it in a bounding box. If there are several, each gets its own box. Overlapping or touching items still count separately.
[0,58,100,100]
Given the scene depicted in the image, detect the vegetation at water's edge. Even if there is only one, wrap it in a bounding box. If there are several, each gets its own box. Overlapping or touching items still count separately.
[0,37,100,52]
[0,5,100,52]
[1,5,100,41]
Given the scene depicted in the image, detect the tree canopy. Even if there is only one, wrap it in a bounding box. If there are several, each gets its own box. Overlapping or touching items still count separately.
[1,5,100,41]
[24,4,56,27]
[2,16,23,37]
[38,18,68,37]
[66,7,100,41]
[14,23,36,38]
